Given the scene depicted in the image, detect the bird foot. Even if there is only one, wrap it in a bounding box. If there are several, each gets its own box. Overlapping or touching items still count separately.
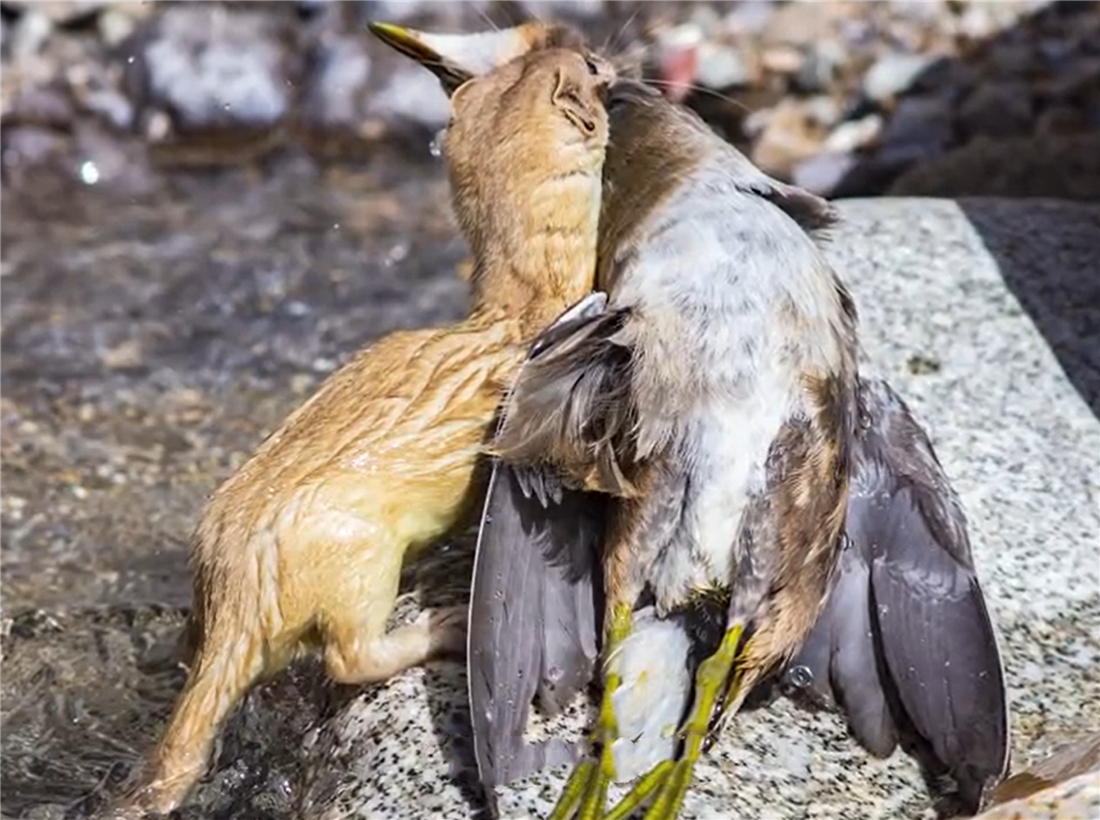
[599,623,746,820]
[546,603,634,820]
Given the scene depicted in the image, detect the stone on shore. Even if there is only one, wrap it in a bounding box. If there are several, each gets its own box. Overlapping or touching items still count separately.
[300,196,1100,819]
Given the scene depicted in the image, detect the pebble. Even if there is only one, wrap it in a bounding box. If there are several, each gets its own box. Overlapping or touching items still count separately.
[694,40,756,89]
[9,10,53,59]
[139,6,290,133]
[792,151,858,195]
[751,99,823,176]
[301,35,372,128]
[862,51,938,101]
[824,114,883,153]
[761,44,804,75]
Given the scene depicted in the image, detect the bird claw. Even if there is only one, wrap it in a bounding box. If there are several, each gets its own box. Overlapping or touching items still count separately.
[595,623,746,820]
[546,602,633,820]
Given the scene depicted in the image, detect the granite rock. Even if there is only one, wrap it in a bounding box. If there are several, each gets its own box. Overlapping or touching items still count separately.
[296,198,1100,819]
[3,176,1099,818]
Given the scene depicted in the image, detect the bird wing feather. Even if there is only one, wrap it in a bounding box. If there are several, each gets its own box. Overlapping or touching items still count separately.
[786,377,1009,812]
[468,294,613,793]
[490,304,638,497]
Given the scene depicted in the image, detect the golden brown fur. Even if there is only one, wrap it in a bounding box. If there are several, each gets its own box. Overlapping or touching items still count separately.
[110,47,614,818]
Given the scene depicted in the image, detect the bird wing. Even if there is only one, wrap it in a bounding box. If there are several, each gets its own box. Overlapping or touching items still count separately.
[490,303,638,498]
[786,528,899,757]
[468,293,613,792]
[786,377,1009,812]
[467,459,604,791]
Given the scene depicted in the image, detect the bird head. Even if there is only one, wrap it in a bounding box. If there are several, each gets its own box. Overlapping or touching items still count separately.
[367,21,589,95]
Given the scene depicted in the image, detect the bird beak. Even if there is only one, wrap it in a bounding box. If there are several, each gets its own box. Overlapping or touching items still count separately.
[367,22,537,95]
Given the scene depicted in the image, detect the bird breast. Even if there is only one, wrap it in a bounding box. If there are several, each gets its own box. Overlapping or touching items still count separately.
[610,161,851,608]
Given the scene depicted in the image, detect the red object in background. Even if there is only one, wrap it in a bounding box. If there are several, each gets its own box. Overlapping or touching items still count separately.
[656,42,699,102]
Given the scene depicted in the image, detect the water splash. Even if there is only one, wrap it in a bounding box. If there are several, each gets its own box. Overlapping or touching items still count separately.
[78,161,100,186]
[429,129,445,159]
[784,664,814,690]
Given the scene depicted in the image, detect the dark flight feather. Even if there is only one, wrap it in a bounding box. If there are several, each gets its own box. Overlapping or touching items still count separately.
[784,377,1009,814]
[467,460,605,792]
[468,294,612,795]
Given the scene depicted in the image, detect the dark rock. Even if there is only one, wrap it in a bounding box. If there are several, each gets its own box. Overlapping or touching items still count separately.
[4,84,73,128]
[878,94,954,159]
[888,132,1100,201]
[958,80,1035,140]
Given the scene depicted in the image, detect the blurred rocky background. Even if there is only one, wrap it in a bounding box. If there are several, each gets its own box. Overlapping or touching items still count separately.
[2,0,1099,198]
[2,2,1099,820]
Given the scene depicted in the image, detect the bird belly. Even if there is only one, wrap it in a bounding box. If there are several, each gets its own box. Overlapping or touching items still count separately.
[648,393,791,613]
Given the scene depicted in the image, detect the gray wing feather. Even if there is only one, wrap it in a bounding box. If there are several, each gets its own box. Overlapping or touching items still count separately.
[867,481,1008,812]
[468,461,601,790]
[798,529,899,757]
[787,377,1008,812]
[491,306,637,497]
[468,294,611,792]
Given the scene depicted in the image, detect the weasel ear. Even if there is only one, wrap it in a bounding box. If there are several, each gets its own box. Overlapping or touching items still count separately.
[552,72,597,135]
[368,22,542,95]
[450,77,476,113]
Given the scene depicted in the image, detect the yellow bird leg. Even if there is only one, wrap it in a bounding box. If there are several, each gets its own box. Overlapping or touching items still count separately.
[606,623,747,820]
[547,763,596,820]
[603,760,673,820]
[548,602,636,820]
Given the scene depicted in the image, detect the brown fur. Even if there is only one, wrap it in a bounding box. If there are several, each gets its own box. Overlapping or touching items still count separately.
[110,48,614,819]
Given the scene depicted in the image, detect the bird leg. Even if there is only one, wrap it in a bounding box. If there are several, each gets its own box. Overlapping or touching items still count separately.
[602,621,747,820]
[547,600,635,820]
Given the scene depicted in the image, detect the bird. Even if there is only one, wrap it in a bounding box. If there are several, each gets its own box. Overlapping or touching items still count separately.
[371,19,1009,820]
[102,43,615,819]
[486,76,860,820]
[374,18,857,820]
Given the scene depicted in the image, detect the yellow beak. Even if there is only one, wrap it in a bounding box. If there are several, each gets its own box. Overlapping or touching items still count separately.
[367,21,543,94]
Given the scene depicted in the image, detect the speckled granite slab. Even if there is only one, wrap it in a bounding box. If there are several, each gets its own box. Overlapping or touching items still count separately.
[297,197,1100,820]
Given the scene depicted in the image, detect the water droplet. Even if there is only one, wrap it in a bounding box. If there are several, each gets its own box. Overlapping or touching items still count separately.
[428,128,445,158]
[78,160,100,185]
[126,55,135,65]
[384,242,409,267]
[785,664,814,689]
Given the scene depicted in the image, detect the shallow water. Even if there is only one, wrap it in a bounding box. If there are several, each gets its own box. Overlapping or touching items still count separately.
[0,149,473,818]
